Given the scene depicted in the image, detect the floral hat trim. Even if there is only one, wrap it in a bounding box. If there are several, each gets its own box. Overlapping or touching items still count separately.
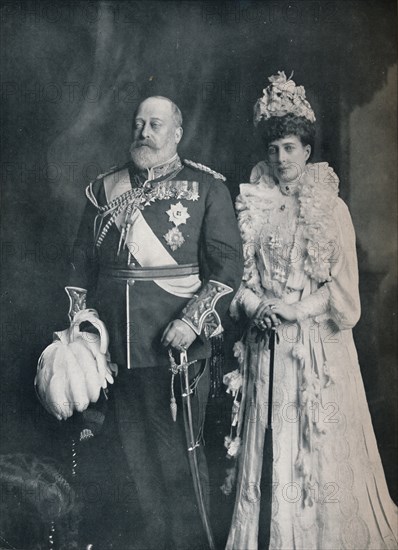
[254,71,316,126]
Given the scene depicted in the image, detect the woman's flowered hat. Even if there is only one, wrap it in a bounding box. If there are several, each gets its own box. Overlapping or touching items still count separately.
[254,71,316,126]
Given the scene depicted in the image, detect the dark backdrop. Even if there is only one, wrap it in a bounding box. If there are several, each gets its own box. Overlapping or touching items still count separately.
[1,0,397,508]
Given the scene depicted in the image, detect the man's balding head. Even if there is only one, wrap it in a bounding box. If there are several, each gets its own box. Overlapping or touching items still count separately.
[130,96,183,170]
[135,96,183,128]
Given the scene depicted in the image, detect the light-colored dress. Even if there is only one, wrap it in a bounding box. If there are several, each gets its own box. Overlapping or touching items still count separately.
[225,161,398,550]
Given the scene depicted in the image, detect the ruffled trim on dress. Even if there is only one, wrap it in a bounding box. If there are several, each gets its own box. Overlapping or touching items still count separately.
[235,162,340,293]
[293,337,328,507]
[298,163,339,282]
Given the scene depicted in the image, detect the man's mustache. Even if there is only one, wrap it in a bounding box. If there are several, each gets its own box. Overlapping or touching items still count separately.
[131,139,156,150]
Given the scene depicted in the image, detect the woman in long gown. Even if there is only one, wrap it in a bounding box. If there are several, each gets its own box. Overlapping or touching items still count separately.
[224,72,398,550]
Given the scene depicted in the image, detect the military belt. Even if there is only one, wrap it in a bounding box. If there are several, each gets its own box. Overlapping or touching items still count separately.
[100,263,200,282]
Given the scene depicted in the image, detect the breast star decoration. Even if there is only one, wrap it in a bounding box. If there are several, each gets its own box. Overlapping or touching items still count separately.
[164,202,190,251]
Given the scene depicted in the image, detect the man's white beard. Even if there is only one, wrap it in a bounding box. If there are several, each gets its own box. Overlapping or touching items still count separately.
[130,144,168,170]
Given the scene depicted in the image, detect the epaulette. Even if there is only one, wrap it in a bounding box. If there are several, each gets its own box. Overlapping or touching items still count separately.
[92,164,120,182]
[85,164,120,207]
[183,159,226,182]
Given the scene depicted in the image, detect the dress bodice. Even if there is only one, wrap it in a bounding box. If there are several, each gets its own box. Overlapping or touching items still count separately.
[255,189,308,300]
[236,177,311,303]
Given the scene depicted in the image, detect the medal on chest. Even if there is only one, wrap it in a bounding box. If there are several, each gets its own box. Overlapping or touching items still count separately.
[164,201,190,251]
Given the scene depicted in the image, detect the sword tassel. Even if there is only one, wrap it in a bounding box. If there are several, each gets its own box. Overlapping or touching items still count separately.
[170,373,177,422]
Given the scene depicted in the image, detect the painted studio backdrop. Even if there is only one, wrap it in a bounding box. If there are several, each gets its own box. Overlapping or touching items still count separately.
[1,0,397,530]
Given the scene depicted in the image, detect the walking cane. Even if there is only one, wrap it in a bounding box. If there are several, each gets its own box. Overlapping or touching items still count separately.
[258,328,277,548]
[267,328,276,429]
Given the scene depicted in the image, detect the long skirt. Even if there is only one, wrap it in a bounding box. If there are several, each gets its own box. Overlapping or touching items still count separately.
[226,321,398,549]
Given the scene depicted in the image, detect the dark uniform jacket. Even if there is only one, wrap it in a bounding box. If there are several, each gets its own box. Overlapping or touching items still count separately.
[68,155,243,369]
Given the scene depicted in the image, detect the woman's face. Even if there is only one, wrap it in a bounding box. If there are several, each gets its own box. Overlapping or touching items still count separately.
[266,135,311,184]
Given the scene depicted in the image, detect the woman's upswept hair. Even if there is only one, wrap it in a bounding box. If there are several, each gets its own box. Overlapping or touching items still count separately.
[258,113,316,158]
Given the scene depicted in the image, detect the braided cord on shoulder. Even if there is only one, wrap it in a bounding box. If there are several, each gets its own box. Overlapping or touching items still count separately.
[183,159,226,182]
[94,189,139,247]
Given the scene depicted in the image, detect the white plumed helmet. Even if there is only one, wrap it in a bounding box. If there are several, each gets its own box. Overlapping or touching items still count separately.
[35,309,116,420]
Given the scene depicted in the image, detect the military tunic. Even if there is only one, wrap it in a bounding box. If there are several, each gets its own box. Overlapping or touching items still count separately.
[69,155,243,370]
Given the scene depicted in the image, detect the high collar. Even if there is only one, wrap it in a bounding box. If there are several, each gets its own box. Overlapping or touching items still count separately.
[134,154,182,184]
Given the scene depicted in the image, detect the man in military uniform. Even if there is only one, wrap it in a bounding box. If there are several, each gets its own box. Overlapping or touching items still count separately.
[66,96,243,549]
